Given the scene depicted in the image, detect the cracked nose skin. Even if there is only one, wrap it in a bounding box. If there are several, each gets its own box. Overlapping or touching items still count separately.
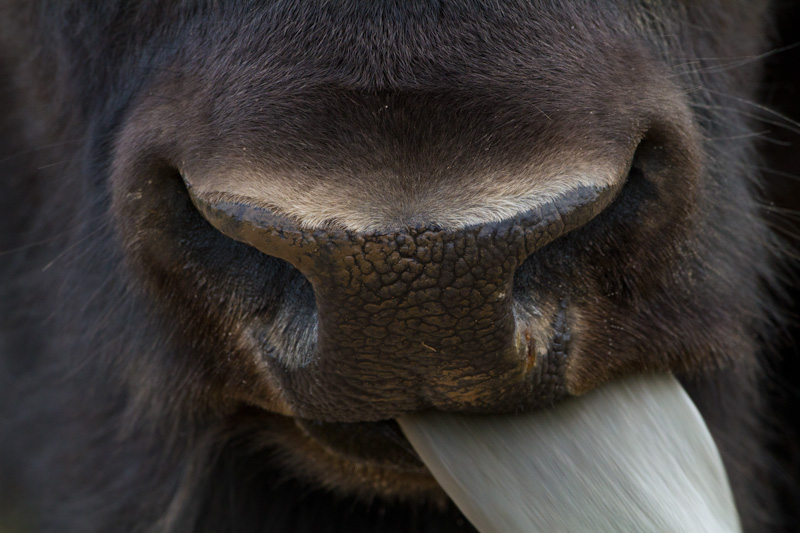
[188,184,620,421]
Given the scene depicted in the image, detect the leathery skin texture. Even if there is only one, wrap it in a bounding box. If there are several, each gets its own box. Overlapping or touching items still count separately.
[189,183,621,421]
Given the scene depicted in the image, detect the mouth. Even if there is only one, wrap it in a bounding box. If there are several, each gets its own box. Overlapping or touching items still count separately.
[294,419,424,471]
[270,416,446,505]
[278,374,742,533]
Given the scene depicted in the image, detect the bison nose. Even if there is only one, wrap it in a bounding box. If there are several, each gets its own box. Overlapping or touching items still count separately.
[185,181,621,421]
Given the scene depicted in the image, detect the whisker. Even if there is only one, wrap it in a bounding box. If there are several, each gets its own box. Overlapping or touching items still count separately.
[670,42,800,76]
[703,89,800,132]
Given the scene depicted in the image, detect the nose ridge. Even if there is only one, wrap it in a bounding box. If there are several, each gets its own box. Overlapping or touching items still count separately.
[187,182,621,419]
[188,183,619,275]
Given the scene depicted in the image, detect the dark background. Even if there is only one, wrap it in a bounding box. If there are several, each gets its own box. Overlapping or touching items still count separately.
[762,1,800,530]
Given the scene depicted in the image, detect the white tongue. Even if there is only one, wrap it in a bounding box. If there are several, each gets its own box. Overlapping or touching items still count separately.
[398,374,741,533]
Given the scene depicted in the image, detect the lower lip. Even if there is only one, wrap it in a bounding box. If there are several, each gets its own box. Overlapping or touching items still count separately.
[294,418,425,471]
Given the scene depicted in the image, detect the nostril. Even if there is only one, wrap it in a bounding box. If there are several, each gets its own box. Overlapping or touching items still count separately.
[510,130,695,308]
[181,177,322,275]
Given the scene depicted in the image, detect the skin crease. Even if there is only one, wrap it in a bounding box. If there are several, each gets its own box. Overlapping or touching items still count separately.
[0,1,798,532]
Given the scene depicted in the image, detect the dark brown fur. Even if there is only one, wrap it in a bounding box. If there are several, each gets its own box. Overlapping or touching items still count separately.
[0,1,798,532]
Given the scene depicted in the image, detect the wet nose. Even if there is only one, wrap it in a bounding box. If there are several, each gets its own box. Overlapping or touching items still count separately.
[187,182,620,421]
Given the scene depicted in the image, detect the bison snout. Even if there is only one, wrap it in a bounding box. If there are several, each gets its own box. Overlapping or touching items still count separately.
[185,181,622,421]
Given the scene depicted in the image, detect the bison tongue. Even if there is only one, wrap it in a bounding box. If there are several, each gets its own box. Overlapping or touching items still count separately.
[398,374,741,533]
